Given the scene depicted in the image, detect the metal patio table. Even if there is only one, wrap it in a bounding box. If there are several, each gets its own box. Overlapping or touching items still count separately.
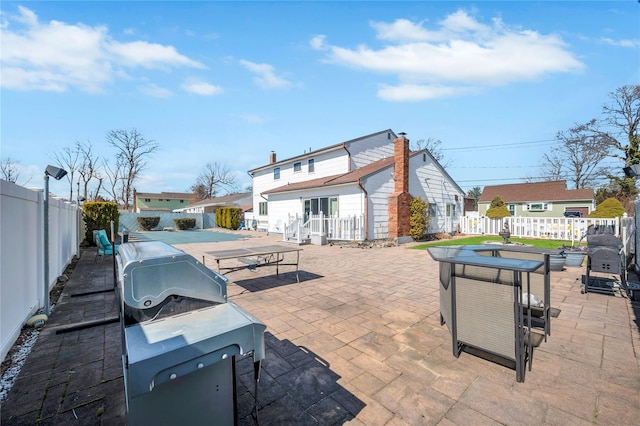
[427,245,545,382]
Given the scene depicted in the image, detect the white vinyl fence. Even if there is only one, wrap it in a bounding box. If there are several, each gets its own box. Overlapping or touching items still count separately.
[459,215,622,244]
[1,180,79,361]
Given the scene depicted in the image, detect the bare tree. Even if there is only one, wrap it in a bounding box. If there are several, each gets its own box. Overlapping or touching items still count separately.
[103,157,125,205]
[53,146,80,200]
[190,162,237,200]
[76,140,101,201]
[539,120,611,189]
[1,157,23,183]
[601,84,640,167]
[411,137,451,167]
[106,129,159,211]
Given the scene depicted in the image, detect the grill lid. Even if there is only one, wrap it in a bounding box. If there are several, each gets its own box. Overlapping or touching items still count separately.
[118,241,228,309]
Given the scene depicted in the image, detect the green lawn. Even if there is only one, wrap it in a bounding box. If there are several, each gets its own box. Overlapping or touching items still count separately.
[410,235,583,250]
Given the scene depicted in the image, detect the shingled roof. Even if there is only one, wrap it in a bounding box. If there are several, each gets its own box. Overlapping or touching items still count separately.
[479,180,594,203]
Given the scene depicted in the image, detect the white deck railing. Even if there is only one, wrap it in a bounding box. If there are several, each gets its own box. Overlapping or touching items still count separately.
[459,215,621,244]
[283,213,366,243]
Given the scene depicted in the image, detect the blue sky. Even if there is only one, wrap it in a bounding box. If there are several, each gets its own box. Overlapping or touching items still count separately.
[1,1,638,199]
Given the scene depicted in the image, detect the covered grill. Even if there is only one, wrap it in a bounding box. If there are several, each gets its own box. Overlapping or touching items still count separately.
[582,225,632,298]
[117,241,266,425]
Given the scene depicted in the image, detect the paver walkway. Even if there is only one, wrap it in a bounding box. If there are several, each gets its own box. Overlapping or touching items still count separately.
[2,231,639,425]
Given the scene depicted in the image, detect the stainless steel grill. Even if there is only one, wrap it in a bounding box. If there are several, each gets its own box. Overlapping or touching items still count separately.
[117,241,266,425]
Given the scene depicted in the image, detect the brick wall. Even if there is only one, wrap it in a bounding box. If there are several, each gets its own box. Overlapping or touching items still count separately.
[388,135,412,239]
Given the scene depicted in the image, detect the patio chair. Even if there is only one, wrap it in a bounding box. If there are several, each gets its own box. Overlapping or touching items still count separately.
[94,229,119,262]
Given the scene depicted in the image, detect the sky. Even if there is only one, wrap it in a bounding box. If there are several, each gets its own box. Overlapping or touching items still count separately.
[1,1,638,200]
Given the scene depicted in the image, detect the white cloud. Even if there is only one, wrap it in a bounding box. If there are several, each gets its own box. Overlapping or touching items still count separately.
[238,59,292,89]
[138,83,173,98]
[0,6,205,94]
[108,40,204,70]
[309,35,328,50]
[181,78,223,95]
[378,84,475,102]
[312,9,585,101]
[600,37,639,48]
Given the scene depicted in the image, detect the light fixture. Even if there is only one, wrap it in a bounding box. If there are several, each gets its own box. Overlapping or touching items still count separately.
[45,165,68,180]
[624,164,640,178]
[43,165,68,316]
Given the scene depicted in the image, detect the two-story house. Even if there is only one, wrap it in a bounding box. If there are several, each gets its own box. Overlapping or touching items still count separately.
[132,190,193,213]
[478,181,594,217]
[173,192,252,214]
[248,129,465,241]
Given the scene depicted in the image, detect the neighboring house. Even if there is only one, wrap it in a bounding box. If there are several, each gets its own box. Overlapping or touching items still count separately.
[247,129,465,241]
[133,190,193,212]
[173,192,252,214]
[478,181,594,218]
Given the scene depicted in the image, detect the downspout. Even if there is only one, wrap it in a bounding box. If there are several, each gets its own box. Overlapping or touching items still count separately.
[342,143,352,172]
[358,179,369,240]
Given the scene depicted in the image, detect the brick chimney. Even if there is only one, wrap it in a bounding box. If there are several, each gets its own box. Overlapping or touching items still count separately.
[270,151,277,164]
[388,134,412,240]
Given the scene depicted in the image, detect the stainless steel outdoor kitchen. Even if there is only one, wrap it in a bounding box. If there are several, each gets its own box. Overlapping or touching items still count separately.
[116,241,266,425]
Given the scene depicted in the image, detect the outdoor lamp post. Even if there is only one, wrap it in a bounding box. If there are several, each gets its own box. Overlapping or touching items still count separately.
[44,165,68,316]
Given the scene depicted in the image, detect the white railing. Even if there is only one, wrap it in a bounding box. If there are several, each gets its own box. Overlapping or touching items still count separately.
[459,215,621,244]
[1,180,80,360]
[283,213,366,243]
[283,213,309,244]
[308,213,365,242]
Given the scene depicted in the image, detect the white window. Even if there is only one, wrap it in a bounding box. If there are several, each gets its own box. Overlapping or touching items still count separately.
[294,162,301,172]
[259,202,268,215]
[508,204,516,215]
[274,167,280,180]
[308,158,315,173]
[527,203,548,211]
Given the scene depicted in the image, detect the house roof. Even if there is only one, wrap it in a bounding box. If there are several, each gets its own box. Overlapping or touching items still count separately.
[478,181,594,203]
[262,154,423,195]
[174,192,252,211]
[135,191,192,200]
[248,129,397,174]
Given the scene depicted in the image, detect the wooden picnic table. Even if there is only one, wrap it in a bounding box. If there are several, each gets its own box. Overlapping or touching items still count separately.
[206,245,303,282]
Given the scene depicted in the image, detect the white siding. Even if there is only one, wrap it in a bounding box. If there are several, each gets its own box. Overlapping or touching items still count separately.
[266,184,363,234]
[347,131,395,169]
[409,153,464,234]
[251,149,350,224]
[361,168,394,240]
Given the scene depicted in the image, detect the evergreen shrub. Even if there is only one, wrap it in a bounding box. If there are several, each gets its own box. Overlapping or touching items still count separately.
[588,198,625,218]
[137,216,160,231]
[216,207,243,230]
[83,202,119,245]
[409,196,430,240]
[174,218,196,230]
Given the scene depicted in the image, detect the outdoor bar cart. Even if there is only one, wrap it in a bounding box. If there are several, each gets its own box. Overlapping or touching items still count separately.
[117,241,266,425]
[427,245,550,382]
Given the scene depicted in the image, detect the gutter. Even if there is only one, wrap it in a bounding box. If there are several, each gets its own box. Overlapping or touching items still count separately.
[358,179,369,240]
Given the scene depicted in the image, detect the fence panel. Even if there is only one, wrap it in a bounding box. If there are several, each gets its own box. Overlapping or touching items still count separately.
[1,180,79,360]
[459,215,621,243]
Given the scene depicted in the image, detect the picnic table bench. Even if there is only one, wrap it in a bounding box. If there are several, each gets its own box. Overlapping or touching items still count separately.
[206,245,303,282]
